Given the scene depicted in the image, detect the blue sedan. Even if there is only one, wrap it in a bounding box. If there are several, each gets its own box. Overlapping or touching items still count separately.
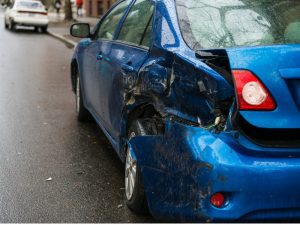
[70,0,300,221]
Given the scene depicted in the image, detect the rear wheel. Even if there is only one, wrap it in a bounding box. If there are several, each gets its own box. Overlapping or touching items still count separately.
[75,72,91,122]
[41,26,48,33]
[4,19,8,29]
[125,119,151,214]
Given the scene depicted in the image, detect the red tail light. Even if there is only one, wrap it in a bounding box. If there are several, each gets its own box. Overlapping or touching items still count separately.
[232,70,276,111]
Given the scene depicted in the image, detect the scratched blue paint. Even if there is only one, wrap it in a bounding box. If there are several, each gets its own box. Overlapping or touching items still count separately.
[129,120,300,221]
[70,0,300,221]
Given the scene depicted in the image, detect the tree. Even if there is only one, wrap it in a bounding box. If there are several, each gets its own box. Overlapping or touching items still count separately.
[65,0,73,21]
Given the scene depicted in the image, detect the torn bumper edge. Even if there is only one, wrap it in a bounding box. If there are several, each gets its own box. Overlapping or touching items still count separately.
[128,119,300,221]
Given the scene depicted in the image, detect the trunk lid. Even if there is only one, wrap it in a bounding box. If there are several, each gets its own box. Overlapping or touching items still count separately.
[227,44,300,129]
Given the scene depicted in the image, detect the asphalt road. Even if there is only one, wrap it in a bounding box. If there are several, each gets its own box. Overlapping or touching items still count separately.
[0,7,154,223]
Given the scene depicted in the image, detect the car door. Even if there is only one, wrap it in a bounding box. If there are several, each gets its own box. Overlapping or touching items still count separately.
[80,39,101,114]
[81,0,131,124]
[98,0,154,142]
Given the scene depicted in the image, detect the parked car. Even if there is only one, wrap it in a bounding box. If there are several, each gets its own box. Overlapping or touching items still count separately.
[70,0,300,222]
[4,0,48,32]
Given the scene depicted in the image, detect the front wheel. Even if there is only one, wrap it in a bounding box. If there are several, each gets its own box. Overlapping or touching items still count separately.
[125,120,149,214]
[8,19,16,31]
[75,74,91,122]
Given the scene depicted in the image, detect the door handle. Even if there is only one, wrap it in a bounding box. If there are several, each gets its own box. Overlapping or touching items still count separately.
[96,52,103,60]
[121,63,134,73]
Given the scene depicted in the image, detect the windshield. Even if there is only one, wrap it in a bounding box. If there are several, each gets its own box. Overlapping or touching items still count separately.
[16,1,44,9]
[176,0,300,49]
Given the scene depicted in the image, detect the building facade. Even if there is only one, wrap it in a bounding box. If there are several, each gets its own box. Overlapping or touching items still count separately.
[83,0,117,17]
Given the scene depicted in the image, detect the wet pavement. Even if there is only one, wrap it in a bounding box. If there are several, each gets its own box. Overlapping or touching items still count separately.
[0,7,154,223]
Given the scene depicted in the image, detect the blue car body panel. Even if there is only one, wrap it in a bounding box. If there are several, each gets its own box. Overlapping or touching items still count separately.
[227,45,300,129]
[100,41,149,142]
[129,121,300,221]
[71,0,300,221]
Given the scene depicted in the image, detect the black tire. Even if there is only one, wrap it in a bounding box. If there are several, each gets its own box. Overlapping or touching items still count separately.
[8,19,15,31]
[125,119,151,214]
[4,20,8,29]
[41,26,48,33]
[12,23,17,32]
[75,72,91,122]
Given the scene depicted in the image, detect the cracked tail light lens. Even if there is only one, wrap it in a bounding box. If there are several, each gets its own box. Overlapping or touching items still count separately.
[232,70,276,111]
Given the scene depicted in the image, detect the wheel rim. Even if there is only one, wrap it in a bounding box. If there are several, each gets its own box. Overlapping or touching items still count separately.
[125,132,137,200]
[125,149,137,200]
[76,76,80,113]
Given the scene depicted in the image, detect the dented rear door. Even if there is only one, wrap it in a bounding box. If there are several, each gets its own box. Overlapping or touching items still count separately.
[101,0,154,142]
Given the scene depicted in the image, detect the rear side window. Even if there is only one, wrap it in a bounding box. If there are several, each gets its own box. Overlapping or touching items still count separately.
[117,0,154,47]
[96,0,131,40]
[176,0,300,49]
[16,1,44,9]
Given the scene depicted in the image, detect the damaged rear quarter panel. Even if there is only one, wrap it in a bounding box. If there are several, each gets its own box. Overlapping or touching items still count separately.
[121,1,238,220]
[129,0,234,128]
[127,119,243,221]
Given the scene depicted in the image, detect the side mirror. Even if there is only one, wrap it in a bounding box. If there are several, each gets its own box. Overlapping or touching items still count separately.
[70,23,90,38]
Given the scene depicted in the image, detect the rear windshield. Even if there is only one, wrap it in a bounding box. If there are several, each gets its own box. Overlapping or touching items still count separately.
[16,1,44,9]
[176,0,300,50]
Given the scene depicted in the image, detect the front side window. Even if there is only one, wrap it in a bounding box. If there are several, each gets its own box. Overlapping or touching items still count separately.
[176,0,300,49]
[117,0,154,47]
[96,0,131,40]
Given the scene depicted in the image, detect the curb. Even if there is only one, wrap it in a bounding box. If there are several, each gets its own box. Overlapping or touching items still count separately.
[47,30,77,48]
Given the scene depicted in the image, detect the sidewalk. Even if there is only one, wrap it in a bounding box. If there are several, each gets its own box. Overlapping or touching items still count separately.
[47,11,99,48]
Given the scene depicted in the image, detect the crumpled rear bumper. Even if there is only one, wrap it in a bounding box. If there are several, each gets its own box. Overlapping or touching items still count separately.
[128,120,300,222]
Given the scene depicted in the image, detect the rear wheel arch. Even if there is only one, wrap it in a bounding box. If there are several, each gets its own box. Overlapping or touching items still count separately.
[126,104,164,138]
[123,104,160,214]
[120,103,165,160]
[127,104,156,130]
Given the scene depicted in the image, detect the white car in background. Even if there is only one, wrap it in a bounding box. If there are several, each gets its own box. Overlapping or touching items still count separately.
[4,0,48,32]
